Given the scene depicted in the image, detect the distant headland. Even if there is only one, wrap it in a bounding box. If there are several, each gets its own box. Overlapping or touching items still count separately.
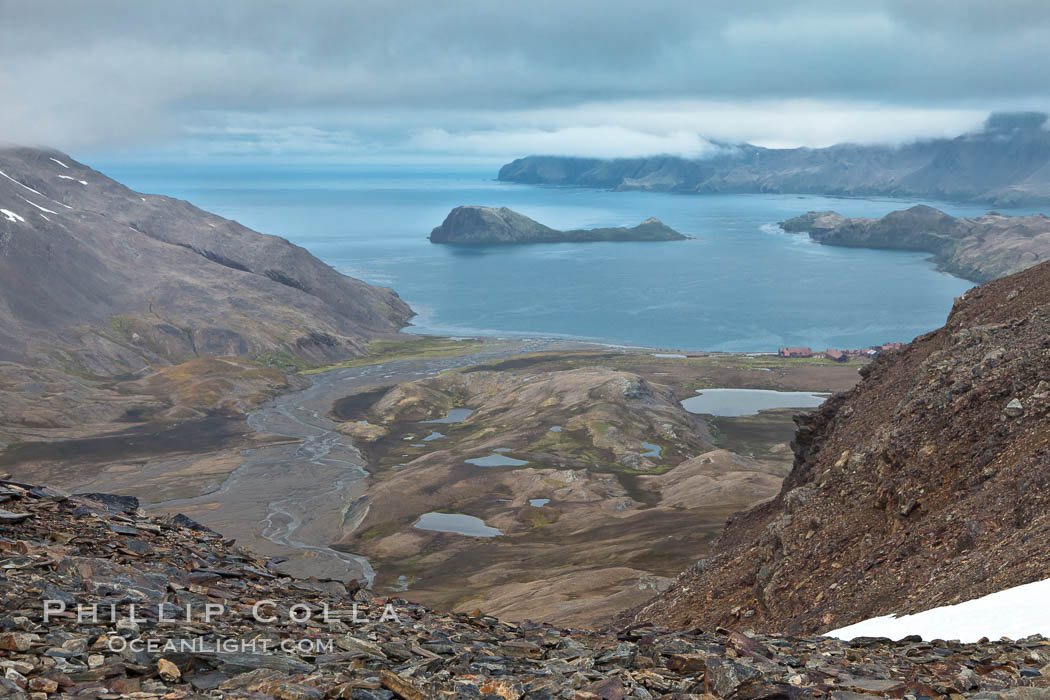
[779,205,1050,283]
[498,112,1050,207]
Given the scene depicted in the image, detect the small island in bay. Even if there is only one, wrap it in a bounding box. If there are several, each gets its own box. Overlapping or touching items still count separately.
[429,205,688,244]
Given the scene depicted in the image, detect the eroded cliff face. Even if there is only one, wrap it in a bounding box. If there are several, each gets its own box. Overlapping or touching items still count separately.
[630,259,1050,635]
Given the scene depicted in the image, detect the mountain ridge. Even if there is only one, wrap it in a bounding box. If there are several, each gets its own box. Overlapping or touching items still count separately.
[499,112,1050,206]
[0,146,412,371]
[0,146,412,441]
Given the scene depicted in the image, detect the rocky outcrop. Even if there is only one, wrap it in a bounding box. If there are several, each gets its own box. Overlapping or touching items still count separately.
[629,256,1050,635]
[499,112,1050,206]
[3,480,1050,697]
[429,206,686,243]
[780,205,1050,282]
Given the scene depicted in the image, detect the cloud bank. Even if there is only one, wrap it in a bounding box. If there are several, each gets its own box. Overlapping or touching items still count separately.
[1,0,1049,160]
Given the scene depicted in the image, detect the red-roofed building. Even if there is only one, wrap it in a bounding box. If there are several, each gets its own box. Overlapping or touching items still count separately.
[778,347,813,358]
[825,349,847,362]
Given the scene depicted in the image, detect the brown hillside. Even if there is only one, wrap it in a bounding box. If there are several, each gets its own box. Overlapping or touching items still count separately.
[631,259,1050,635]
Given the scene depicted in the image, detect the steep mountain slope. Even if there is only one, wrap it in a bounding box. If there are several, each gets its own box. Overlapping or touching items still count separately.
[630,257,1050,635]
[499,112,1050,206]
[0,146,411,375]
[429,205,685,243]
[781,205,1050,282]
[0,147,411,442]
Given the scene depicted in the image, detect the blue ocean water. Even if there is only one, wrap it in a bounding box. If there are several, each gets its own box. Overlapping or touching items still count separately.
[90,161,1031,352]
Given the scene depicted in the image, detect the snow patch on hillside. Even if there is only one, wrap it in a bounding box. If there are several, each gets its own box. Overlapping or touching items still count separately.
[1,208,25,223]
[49,157,70,169]
[19,196,57,214]
[1,169,74,208]
[0,169,47,196]
[827,577,1050,643]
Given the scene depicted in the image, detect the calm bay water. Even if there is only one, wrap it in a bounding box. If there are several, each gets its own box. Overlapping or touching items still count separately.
[91,161,1028,352]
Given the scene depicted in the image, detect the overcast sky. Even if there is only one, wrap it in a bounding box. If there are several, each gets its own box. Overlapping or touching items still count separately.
[3,0,1050,162]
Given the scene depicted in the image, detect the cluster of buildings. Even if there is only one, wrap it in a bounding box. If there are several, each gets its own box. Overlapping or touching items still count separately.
[777,342,904,362]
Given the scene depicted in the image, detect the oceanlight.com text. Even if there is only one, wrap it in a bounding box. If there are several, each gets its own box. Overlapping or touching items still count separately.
[106,637,336,655]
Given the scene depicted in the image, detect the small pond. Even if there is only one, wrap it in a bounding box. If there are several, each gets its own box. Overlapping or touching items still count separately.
[421,408,473,424]
[640,441,662,459]
[414,512,502,537]
[681,388,829,417]
[465,454,529,467]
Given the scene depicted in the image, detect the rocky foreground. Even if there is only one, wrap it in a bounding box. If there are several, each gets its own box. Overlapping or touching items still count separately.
[429,206,686,244]
[779,206,1050,283]
[3,483,1050,699]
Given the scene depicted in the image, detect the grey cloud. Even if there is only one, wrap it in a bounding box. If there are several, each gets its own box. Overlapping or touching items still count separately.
[1,0,1048,154]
